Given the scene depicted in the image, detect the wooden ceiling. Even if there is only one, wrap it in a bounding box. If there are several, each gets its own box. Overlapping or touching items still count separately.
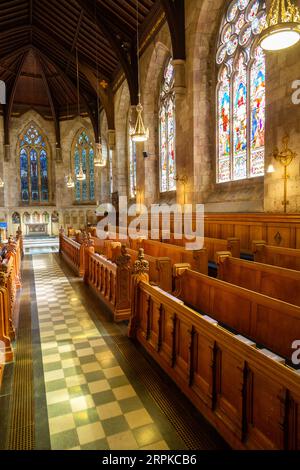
[0,0,162,119]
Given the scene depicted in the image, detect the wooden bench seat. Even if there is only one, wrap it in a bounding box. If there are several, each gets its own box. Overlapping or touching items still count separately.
[173,267,300,361]
[168,234,240,262]
[252,240,300,271]
[111,244,172,293]
[217,251,300,307]
[131,278,300,450]
[139,239,208,275]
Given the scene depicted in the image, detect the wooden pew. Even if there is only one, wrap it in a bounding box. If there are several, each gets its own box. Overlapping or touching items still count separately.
[111,244,173,293]
[131,278,300,450]
[85,246,132,322]
[0,236,22,386]
[139,239,208,275]
[172,267,300,361]
[59,234,84,276]
[216,251,300,307]
[253,240,300,271]
[168,234,240,262]
[204,213,300,252]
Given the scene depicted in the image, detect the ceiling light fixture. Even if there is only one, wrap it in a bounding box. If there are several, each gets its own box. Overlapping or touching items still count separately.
[130,0,149,143]
[93,0,106,168]
[75,47,86,181]
[260,0,300,51]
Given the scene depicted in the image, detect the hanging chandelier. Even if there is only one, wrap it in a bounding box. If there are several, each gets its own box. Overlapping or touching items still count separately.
[260,0,300,51]
[94,3,107,167]
[130,0,149,143]
[76,164,86,181]
[66,173,75,188]
[94,141,106,167]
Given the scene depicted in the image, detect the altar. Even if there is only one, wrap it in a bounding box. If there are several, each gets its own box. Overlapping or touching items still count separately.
[25,223,48,236]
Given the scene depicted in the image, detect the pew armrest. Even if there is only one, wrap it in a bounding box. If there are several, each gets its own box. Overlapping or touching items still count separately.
[173,263,191,297]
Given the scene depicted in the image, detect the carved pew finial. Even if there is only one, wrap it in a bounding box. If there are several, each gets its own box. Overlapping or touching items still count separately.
[133,248,149,275]
[116,245,131,268]
[0,271,6,287]
[128,249,150,339]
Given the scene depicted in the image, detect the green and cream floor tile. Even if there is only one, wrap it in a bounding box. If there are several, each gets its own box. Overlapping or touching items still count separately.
[33,256,169,451]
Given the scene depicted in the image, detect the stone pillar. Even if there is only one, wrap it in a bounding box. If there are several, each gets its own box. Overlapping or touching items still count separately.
[172,60,186,96]
[4,145,10,162]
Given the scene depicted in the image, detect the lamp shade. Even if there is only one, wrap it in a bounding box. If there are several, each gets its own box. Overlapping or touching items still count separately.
[94,142,106,167]
[260,0,300,51]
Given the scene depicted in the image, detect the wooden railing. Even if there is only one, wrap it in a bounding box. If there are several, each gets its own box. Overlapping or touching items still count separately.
[130,279,300,450]
[85,246,132,322]
[0,236,23,386]
[59,233,83,276]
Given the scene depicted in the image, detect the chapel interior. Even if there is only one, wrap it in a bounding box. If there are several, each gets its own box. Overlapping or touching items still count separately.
[0,0,300,452]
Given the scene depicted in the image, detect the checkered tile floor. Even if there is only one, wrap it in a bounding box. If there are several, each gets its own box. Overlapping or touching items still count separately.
[33,256,169,450]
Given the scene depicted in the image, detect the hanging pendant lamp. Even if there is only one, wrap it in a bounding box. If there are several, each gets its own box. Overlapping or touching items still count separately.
[94,141,106,167]
[260,0,300,51]
[75,47,86,182]
[76,163,86,181]
[130,0,149,143]
[66,173,75,188]
[0,177,4,188]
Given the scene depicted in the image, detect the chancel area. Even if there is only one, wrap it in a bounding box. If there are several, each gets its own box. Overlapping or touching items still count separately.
[0,0,300,452]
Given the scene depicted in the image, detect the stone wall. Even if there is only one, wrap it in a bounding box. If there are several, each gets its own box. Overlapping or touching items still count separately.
[264,41,300,212]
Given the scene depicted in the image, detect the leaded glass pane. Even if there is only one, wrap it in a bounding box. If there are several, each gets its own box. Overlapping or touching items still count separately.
[218,68,231,182]
[73,130,95,202]
[89,147,95,200]
[250,46,265,177]
[20,149,29,202]
[82,148,88,201]
[19,124,49,203]
[216,0,265,182]
[129,137,137,199]
[159,58,176,193]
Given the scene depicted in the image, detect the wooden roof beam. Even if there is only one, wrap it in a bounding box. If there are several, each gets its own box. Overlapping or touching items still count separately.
[32,24,115,129]
[37,52,62,156]
[3,51,28,159]
[161,0,186,60]
[76,0,139,106]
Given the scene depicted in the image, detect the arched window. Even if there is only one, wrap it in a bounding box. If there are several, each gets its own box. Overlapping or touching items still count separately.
[216,0,266,183]
[73,129,95,202]
[159,58,176,193]
[128,133,137,199]
[19,124,49,203]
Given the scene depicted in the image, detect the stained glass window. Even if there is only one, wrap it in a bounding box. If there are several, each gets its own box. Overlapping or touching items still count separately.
[159,58,176,193]
[73,129,95,202]
[216,0,266,182]
[109,148,113,195]
[128,134,137,199]
[19,124,49,203]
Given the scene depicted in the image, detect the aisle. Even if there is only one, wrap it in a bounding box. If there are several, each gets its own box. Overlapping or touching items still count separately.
[33,255,171,450]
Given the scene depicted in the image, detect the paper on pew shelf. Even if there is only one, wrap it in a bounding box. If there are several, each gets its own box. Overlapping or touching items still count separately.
[259,348,285,365]
[235,335,256,347]
[152,286,184,304]
[202,315,218,326]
